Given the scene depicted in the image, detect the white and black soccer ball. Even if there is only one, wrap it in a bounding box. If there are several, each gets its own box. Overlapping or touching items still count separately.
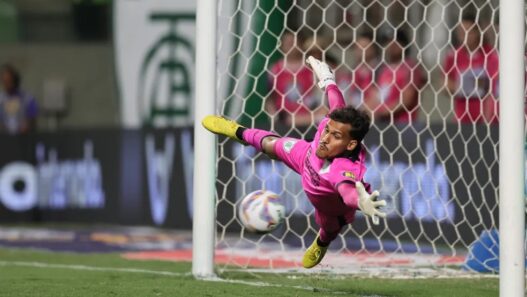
[238,190,285,233]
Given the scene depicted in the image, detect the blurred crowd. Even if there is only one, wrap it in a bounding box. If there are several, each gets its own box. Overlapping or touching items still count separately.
[0,11,507,135]
[265,11,502,130]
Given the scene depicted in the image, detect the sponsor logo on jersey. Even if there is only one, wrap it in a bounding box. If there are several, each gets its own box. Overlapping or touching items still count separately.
[342,171,356,180]
[283,139,297,153]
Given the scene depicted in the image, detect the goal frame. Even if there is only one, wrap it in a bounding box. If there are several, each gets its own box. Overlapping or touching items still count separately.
[192,1,526,295]
[192,0,217,279]
[498,0,525,296]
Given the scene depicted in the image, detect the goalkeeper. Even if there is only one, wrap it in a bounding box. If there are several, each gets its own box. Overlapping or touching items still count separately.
[202,56,386,269]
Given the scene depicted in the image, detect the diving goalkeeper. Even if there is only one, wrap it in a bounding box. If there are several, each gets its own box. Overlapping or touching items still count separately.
[202,56,386,269]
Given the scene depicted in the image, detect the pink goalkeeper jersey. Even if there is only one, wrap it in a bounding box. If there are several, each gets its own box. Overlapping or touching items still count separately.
[300,85,369,217]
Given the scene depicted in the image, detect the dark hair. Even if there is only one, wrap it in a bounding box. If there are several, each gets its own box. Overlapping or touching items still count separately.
[380,29,409,47]
[328,105,370,141]
[395,29,410,47]
[461,11,477,24]
[358,30,374,42]
[324,52,338,65]
[1,64,21,90]
[379,29,411,58]
[328,106,370,161]
[282,29,306,44]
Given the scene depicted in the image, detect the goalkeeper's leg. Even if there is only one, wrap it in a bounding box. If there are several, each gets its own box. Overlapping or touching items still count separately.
[303,212,347,268]
[202,115,247,144]
[203,115,310,173]
[303,234,329,268]
[202,115,279,155]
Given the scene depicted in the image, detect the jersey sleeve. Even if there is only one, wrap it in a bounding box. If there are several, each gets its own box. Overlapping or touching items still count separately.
[330,158,372,210]
[325,158,367,190]
[326,84,346,112]
[337,182,359,209]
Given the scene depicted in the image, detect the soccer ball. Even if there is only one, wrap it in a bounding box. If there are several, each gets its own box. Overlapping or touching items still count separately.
[238,190,285,233]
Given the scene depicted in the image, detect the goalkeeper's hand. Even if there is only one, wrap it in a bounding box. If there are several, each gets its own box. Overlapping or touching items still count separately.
[356,181,387,225]
[306,56,336,90]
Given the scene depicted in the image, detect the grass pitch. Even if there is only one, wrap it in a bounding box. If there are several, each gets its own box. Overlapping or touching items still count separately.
[0,247,498,297]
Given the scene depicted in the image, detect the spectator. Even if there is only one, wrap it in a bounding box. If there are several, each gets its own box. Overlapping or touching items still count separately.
[0,64,38,134]
[349,31,379,108]
[443,12,499,124]
[266,31,322,129]
[363,29,423,124]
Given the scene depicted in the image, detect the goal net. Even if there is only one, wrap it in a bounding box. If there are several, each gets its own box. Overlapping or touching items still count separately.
[213,0,501,276]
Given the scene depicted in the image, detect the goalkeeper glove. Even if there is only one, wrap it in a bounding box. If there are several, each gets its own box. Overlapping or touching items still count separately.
[356,181,387,225]
[306,56,336,90]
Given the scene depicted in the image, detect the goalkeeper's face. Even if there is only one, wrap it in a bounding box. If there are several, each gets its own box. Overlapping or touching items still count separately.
[316,119,357,159]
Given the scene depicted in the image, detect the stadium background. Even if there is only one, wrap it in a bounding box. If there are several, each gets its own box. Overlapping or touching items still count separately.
[0,0,499,241]
[0,1,511,295]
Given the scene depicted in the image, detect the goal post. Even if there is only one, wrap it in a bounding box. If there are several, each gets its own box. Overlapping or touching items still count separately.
[499,0,525,295]
[192,0,525,287]
[192,0,217,278]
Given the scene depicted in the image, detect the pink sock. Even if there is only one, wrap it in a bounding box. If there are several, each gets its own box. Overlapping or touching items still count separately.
[242,129,276,152]
[319,228,339,244]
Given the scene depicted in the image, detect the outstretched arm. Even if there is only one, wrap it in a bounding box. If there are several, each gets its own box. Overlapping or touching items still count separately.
[326,84,346,112]
[337,181,386,225]
[337,182,359,209]
[306,56,345,112]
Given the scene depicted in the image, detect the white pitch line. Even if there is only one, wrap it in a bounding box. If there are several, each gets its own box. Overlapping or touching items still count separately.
[0,260,190,277]
[0,260,364,296]
[224,267,500,280]
[201,275,360,295]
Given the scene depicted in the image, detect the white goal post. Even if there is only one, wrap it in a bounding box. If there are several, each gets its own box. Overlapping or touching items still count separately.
[192,0,217,278]
[499,0,525,296]
[192,0,525,292]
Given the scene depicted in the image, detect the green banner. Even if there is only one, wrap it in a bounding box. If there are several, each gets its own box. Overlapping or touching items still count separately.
[240,0,291,127]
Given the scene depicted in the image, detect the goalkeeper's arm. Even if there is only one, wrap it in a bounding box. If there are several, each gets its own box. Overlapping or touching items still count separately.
[306,56,336,90]
[306,56,345,111]
[338,182,387,225]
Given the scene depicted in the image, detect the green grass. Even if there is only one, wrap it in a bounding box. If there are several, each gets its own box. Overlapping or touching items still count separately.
[0,248,498,297]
